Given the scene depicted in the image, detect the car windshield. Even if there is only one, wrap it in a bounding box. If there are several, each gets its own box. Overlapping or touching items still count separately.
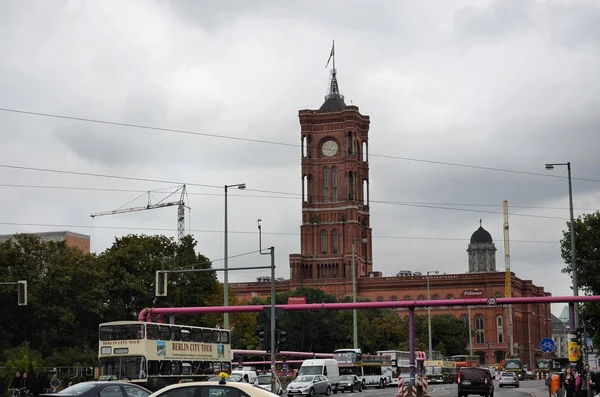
[296,376,314,383]
[340,376,353,381]
[257,376,273,385]
[58,383,97,395]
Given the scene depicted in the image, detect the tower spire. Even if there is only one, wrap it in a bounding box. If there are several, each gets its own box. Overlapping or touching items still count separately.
[320,40,346,111]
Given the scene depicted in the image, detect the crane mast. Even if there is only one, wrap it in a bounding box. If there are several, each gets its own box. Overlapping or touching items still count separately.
[503,200,514,357]
[91,185,190,241]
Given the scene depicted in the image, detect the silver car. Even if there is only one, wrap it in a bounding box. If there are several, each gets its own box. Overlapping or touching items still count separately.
[499,373,520,388]
[255,374,283,395]
[287,375,332,396]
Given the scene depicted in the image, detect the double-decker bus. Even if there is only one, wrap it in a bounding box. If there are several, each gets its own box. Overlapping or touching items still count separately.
[333,349,392,388]
[376,350,426,386]
[449,355,479,382]
[98,321,232,391]
[503,358,524,380]
[424,360,456,384]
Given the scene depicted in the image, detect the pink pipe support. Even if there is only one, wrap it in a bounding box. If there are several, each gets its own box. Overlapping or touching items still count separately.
[138,295,600,322]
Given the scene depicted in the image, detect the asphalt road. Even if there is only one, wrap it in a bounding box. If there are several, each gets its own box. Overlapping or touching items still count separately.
[338,379,549,397]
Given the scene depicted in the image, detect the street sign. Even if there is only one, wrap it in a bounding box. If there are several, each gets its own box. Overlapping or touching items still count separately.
[487,297,497,306]
[540,337,556,353]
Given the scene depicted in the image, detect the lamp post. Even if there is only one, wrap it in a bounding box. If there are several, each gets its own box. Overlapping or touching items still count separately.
[427,270,439,359]
[545,162,578,329]
[352,237,368,349]
[223,183,246,330]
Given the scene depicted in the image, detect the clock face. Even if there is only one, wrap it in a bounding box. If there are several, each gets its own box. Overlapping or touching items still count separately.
[322,140,338,157]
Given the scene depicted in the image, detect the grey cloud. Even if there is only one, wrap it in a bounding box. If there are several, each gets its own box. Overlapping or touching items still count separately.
[454,0,534,41]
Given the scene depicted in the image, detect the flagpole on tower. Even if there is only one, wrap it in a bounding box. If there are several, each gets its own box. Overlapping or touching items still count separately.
[332,40,335,71]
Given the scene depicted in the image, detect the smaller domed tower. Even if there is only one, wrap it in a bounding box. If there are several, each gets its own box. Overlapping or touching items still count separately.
[467,220,497,273]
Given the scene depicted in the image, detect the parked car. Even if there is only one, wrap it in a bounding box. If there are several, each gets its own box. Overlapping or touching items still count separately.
[457,367,494,397]
[287,375,332,396]
[338,375,362,393]
[499,373,520,388]
[39,381,150,397]
[254,375,283,395]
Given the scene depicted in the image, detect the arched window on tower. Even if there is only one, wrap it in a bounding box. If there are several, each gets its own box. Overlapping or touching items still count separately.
[302,136,307,158]
[347,172,354,200]
[362,179,369,206]
[475,314,485,343]
[352,172,357,201]
[323,167,329,203]
[302,175,308,203]
[331,167,338,202]
[362,141,368,162]
[321,230,328,254]
[332,230,339,254]
[497,315,504,343]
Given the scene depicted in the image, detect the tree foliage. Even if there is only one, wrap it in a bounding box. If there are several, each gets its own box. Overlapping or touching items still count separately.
[561,211,600,341]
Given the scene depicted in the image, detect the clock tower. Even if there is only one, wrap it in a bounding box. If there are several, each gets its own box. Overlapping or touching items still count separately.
[289,65,373,287]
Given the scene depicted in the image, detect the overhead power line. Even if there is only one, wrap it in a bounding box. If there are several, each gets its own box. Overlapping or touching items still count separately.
[0,165,586,221]
[1,107,599,183]
[1,183,598,212]
[0,221,559,244]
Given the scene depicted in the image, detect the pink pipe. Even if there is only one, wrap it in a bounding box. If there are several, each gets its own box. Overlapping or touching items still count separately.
[138,295,600,322]
[233,349,333,357]
[239,360,304,365]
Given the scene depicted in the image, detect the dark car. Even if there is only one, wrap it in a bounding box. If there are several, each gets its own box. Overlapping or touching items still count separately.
[39,381,151,397]
[457,367,494,397]
[338,375,362,393]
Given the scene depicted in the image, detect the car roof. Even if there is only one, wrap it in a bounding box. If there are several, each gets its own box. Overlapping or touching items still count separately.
[149,381,270,396]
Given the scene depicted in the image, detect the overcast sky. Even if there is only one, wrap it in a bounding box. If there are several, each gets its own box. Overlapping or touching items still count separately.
[1,0,599,319]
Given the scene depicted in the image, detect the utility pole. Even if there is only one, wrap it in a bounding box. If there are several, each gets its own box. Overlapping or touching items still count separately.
[258,220,277,394]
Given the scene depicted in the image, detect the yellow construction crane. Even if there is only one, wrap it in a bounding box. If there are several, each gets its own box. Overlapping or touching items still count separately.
[91,185,190,241]
[503,200,514,358]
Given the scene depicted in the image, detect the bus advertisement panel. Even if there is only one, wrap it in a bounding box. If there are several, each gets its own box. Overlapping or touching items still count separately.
[376,350,426,386]
[98,321,231,391]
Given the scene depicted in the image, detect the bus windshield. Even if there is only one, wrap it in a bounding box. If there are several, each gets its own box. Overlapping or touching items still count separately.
[100,324,145,341]
[426,367,442,375]
[99,356,147,380]
[505,360,521,369]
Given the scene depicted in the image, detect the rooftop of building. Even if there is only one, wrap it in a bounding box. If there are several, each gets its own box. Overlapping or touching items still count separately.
[0,230,91,241]
[470,220,493,244]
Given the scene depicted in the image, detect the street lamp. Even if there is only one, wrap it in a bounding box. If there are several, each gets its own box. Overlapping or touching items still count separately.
[545,162,578,329]
[427,270,439,360]
[352,237,368,349]
[224,183,246,329]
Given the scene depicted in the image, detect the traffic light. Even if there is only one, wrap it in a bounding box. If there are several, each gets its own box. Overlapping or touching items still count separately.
[156,271,167,297]
[277,330,287,346]
[17,280,27,306]
[570,328,584,342]
[258,330,271,352]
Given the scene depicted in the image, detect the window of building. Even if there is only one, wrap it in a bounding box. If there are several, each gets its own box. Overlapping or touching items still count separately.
[418,295,425,300]
[323,167,329,203]
[497,315,504,343]
[332,166,338,201]
[404,296,412,301]
[432,295,440,300]
[376,297,383,302]
[332,230,339,254]
[495,292,503,299]
[390,296,398,301]
[321,230,327,254]
[475,314,485,344]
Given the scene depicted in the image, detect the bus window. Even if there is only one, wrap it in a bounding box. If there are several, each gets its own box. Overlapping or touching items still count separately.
[192,329,203,343]
[171,361,182,375]
[221,331,229,344]
[159,326,171,340]
[147,324,159,340]
[212,331,220,343]
[171,327,182,341]
[202,329,212,343]
[181,328,192,342]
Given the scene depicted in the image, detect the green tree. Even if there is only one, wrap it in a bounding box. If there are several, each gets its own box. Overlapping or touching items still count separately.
[0,235,106,357]
[560,211,600,339]
[431,314,470,355]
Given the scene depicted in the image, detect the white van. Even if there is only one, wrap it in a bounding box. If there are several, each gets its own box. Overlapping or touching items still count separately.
[298,359,340,393]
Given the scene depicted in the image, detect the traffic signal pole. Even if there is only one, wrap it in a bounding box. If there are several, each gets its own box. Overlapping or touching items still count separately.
[258,220,277,394]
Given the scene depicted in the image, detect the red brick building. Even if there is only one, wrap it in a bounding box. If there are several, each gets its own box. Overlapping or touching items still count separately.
[0,231,91,253]
[231,67,552,367]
